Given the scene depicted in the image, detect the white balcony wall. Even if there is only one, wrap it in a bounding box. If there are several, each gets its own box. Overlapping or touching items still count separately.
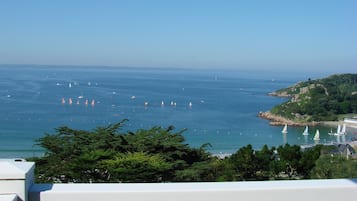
[29,179,357,201]
[1,159,357,201]
[0,159,35,201]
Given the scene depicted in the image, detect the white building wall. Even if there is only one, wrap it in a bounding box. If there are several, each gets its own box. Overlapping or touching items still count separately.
[29,179,357,201]
[0,194,18,201]
[0,159,35,201]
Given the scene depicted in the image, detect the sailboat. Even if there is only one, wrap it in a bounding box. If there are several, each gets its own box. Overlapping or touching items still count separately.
[333,124,342,136]
[302,126,309,136]
[281,124,288,134]
[334,124,347,136]
[328,128,334,135]
[313,129,320,141]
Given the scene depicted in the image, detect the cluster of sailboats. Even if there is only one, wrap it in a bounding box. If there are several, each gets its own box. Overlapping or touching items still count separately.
[328,124,347,136]
[281,123,348,141]
[61,97,194,108]
[144,100,193,108]
[61,97,95,106]
[300,126,320,141]
[61,82,195,109]
[282,124,320,140]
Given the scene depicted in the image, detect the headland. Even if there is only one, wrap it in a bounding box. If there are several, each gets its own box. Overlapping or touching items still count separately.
[260,73,357,128]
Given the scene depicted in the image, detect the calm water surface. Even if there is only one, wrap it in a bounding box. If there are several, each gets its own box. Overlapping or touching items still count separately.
[0,65,352,158]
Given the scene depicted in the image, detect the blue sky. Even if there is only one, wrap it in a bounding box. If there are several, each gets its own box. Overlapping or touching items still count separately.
[0,0,356,72]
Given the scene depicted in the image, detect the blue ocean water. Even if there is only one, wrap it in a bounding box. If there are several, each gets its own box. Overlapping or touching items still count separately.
[0,65,348,158]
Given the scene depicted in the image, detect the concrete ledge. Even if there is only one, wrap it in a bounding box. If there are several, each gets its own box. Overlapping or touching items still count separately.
[0,159,35,201]
[29,179,357,201]
[0,194,18,201]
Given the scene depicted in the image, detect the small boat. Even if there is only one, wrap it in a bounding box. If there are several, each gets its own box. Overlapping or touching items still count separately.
[161,101,164,107]
[333,124,347,136]
[61,98,66,104]
[189,102,193,107]
[281,124,288,134]
[302,126,309,136]
[302,127,309,135]
[334,124,342,136]
[328,128,334,135]
[68,98,73,105]
[144,101,148,107]
[91,99,95,106]
[313,129,320,141]
[85,99,89,105]
[131,95,136,100]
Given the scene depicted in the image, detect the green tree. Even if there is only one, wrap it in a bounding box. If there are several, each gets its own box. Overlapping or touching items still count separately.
[102,152,171,182]
[311,155,357,179]
[229,144,256,180]
[29,120,213,183]
[297,145,322,178]
[277,144,302,177]
[174,158,224,182]
[31,120,128,183]
[254,145,274,179]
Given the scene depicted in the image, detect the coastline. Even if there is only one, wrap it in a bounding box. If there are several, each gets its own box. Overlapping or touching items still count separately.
[259,111,357,131]
[258,111,319,126]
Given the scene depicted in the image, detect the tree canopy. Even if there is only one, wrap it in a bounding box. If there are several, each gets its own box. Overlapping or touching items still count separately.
[30,120,214,183]
[28,120,357,183]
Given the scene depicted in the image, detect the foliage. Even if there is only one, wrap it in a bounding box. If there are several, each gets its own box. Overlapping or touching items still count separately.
[29,120,212,183]
[228,144,257,180]
[310,155,357,179]
[102,152,170,182]
[174,158,224,182]
[271,73,357,122]
[28,121,357,182]
[222,144,325,180]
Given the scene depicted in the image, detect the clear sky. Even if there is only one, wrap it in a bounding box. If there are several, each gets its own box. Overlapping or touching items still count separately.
[0,0,356,72]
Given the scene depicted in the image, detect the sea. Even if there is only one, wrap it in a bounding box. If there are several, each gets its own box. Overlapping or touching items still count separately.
[0,65,353,158]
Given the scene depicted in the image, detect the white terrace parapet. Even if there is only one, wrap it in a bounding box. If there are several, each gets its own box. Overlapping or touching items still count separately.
[2,159,357,201]
[0,194,18,201]
[0,159,35,201]
[29,179,357,201]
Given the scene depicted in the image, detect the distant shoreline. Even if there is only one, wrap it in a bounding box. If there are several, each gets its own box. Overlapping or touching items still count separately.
[258,111,319,127]
[259,111,357,131]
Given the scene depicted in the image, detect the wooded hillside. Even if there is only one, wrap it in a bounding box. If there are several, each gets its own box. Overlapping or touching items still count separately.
[270,73,357,122]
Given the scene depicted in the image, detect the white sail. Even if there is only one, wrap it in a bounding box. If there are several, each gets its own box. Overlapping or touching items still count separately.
[282,124,288,134]
[313,129,320,141]
[337,124,341,133]
[335,124,347,135]
[334,124,342,136]
[302,126,309,136]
